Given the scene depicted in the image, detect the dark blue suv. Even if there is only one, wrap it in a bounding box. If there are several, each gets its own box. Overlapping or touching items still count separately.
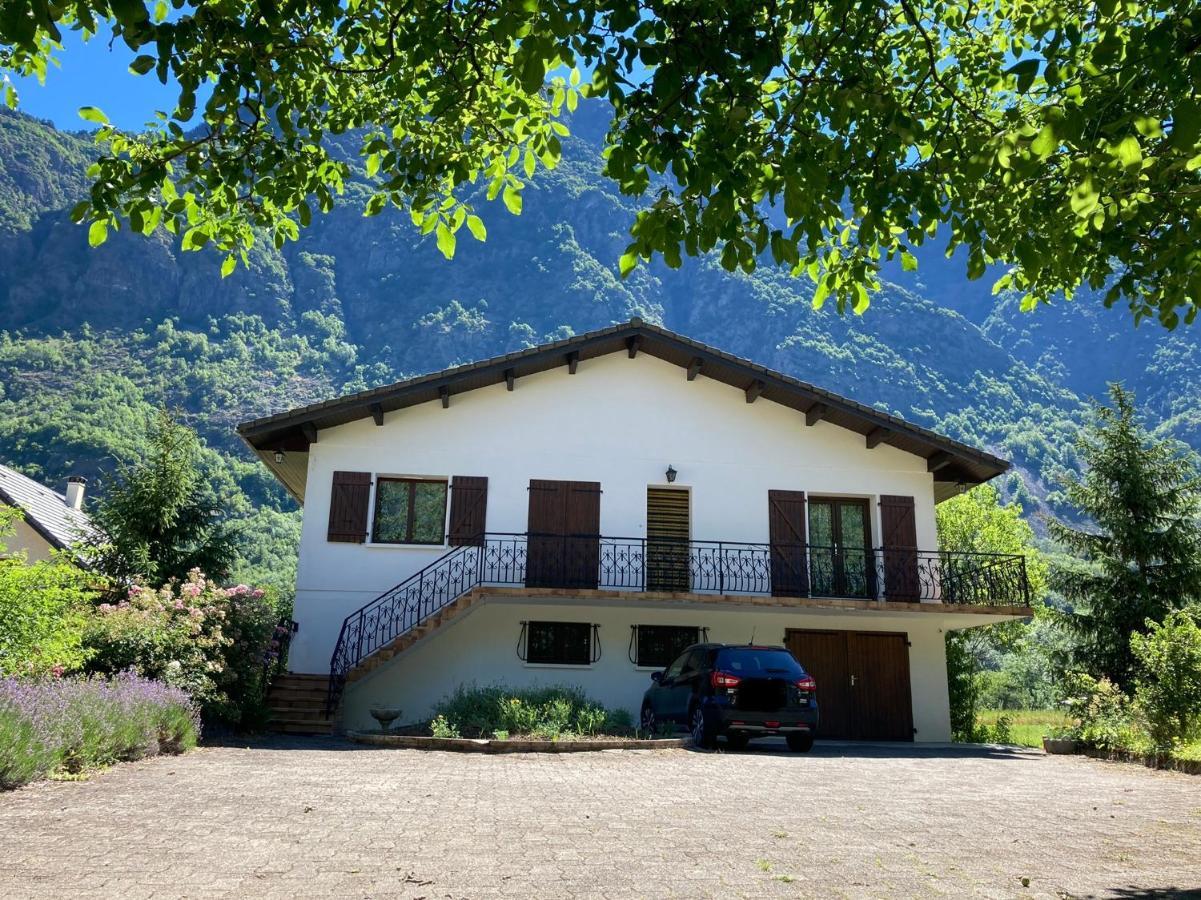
[640,643,819,751]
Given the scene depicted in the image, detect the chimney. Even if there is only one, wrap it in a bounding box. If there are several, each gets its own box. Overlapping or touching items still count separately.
[65,476,87,511]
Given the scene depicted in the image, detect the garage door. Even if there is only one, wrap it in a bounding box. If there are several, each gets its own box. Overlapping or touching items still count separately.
[785,630,914,741]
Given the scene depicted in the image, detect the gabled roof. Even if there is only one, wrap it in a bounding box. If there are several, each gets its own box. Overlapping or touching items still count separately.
[238,318,1010,502]
[0,464,91,551]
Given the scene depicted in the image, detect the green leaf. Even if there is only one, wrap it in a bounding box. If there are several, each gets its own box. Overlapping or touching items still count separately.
[618,251,637,278]
[87,220,108,247]
[1069,178,1100,218]
[1115,135,1142,168]
[220,254,236,278]
[466,214,487,242]
[1031,124,1056,159]
[129,55,156,76]
[1007,59,1040,94]
[435,222,456,259]
[78,106,109,125]
[900,251,918,272]
[502,185,523,215]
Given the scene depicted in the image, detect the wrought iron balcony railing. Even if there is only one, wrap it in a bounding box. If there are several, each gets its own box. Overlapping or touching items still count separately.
[327,533,1029,710]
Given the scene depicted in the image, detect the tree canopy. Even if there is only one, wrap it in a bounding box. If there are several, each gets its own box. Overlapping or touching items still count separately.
[3,1,1200,326]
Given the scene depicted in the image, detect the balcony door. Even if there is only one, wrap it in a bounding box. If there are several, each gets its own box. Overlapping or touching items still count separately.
[807,498,873,599]
[646,487,690,592]
[526,480,601,589]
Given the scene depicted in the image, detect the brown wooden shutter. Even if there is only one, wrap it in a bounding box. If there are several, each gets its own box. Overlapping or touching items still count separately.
[327,471,372,543]
[768,490,808,597]
[448,476,488,546]
[879,495,919,600]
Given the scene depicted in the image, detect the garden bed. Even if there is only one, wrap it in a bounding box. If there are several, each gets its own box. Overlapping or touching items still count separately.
[1079,746,1201,776]
[348,730,687,753]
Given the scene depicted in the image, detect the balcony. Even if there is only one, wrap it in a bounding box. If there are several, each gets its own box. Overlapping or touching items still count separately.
[461,533,1031,607]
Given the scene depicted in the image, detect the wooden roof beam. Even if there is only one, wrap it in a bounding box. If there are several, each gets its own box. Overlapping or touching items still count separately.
[300,422,318,444]
[865,426,891,449]
[687,357,703,381]
[369,402,384,426]
[626,335,642,358]
[566,350,579,374]
[439,385,450,408]
[745,380,765,403]
[805,403,828,426]
[504,368,515,391]
[927,451,954,473]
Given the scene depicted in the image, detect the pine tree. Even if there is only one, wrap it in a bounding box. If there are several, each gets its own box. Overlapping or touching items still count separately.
[1051,385,1201,690]
[89,410,235,587]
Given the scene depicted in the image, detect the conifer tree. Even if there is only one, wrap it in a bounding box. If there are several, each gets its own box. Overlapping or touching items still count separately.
[1051,385,1201,690]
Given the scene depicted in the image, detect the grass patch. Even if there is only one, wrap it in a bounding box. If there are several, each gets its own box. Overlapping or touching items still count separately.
[976,709,1069,747]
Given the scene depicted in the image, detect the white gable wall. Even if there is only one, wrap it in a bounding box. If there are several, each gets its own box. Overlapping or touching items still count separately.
[288,352,940,673]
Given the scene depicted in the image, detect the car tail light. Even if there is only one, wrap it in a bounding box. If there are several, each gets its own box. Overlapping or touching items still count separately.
[796,675,817,692]
[711,671,741,688]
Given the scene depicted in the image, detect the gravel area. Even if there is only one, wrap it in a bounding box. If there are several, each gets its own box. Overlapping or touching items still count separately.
[2,737,1199,899]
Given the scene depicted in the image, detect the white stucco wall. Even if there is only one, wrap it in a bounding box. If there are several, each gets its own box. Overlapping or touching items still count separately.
[341,597,961,742]
[289,352,944,674]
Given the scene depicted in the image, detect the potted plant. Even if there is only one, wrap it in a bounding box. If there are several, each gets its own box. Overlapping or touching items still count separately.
[1042,726,1078,755]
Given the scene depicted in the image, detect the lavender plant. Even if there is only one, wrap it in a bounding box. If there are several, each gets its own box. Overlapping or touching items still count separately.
[0,673,199,790]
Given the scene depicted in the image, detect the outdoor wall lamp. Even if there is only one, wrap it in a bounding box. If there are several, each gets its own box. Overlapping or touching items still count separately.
[665,465,677,483]
[274,450,286,464]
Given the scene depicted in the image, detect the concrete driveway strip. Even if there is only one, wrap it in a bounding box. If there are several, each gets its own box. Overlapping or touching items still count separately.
[1,738,1199,899]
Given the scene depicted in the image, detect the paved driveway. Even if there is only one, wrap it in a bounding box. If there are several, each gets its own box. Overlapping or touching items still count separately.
[1,738,1199,899]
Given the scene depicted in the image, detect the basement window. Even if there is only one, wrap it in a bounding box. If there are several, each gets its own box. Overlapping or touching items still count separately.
[524,621,594,666]
[632,625,702,668]
[372,477,448,544]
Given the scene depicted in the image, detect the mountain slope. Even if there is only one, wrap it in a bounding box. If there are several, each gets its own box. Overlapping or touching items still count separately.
[0,104,1196,594]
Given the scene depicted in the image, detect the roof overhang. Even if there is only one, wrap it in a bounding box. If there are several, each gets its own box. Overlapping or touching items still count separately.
[238,319,1010,504]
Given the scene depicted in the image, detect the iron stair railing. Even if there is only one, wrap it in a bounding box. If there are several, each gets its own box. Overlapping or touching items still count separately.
[326,533,1030,711]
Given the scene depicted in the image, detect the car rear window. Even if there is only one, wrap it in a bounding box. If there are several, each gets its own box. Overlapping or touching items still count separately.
[714,648,804,676]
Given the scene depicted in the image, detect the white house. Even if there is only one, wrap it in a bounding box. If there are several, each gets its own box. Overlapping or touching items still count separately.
[0,464,90,563]
[238,320,1032,741]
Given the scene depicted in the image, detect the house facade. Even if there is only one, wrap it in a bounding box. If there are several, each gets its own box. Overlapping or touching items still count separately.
[239,320,1032,741]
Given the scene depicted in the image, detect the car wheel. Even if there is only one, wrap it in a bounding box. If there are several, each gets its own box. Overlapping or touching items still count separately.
[726,733,750,751]
[786,733,814,753]
[690,705,717,750]
[640,703,657,735]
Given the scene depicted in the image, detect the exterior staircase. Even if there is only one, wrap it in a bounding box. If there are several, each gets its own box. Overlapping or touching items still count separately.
[343,589,482,686]
[266,673,336,734]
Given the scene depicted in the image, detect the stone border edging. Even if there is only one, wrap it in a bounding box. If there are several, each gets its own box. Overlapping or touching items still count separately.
[1080,746,1201,775]
[347,731,688,753]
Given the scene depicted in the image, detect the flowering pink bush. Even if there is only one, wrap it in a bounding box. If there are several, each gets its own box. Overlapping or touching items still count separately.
[83,569,276,726]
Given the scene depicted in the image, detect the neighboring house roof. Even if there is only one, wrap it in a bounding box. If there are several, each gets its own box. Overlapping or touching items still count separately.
[237,318,1011,503]
[0,464,91,551]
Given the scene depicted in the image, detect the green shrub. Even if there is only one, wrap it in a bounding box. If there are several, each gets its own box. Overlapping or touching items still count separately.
[0,507,99,677]
[1060,672,1143,752]
[429,684,633,739]
[1131,609,1201,752]
[83,569,276,727]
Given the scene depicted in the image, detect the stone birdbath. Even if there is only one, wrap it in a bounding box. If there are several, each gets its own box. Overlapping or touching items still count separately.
[370,706,402,732]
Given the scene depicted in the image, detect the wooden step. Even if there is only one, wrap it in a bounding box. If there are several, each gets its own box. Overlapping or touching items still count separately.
[271,719,334,735]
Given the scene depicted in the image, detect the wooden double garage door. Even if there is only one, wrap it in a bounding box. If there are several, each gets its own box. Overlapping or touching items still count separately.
[786,629,914,741]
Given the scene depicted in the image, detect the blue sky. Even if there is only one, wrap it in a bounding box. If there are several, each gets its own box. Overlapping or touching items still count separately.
[10,31,180,131]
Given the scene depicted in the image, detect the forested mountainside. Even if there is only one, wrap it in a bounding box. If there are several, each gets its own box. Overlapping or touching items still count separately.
[1,103,1198,593]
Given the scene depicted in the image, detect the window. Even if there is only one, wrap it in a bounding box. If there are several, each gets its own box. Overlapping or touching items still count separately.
[525,621,593,666]
[634,625,701,668]
[372,478,448,544]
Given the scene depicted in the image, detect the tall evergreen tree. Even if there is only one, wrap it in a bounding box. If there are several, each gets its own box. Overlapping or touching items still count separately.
[88,410,235,587]
[1051,385,1201,690]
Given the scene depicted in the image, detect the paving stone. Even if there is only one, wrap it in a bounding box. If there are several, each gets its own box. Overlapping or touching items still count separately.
[1,738,1199,898]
